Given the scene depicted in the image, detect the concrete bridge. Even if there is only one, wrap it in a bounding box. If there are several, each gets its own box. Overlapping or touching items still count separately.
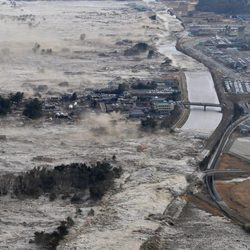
[182,102,222,111]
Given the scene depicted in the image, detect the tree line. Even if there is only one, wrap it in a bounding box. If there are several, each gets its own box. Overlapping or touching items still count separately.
[0,161,122,201]
[0,92,43,119]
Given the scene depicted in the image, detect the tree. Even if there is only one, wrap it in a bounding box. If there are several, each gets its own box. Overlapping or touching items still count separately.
[0,96,11,116]
[23,98,43,119]
[141,117,157,130]
[233,103,244,121]
[169,91,180,101]
[70,92,77,102]
[9,92,24,104]
[131,81,157,90]
[116,83,127,95]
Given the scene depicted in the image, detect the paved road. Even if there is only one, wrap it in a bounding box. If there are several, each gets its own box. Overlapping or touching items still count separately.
[204,115,250,225]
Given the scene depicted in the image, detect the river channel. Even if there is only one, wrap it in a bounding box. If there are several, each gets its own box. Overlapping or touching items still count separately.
[145,0,223,135]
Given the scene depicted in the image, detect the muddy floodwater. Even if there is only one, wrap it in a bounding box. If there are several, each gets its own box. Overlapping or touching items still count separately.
[0,0,162,94]
[0,1,205,249]
[0,0,222,134]
[145,1,222,135]
[0,1,244,250]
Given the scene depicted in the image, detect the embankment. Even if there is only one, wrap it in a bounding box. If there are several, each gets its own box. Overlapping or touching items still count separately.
[176,37,234,149]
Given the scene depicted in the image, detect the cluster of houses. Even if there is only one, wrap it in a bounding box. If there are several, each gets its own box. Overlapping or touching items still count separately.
[39,79,180,122]
[224,79,250,94]
[42,93,86,120]
[84,79,180,119]
[201,36,250,72]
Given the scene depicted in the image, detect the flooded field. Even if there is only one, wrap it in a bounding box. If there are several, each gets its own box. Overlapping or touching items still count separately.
[0,114,203,249]
[0,0,245,249]
[0,0,163,95]
[0,1,205,248]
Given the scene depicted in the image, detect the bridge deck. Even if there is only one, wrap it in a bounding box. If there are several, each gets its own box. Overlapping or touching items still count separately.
[182,102,222,107]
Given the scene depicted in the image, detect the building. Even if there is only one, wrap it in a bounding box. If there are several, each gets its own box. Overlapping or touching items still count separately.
[239,101,250,114]
[151,98,175,113]
[130,88,175,98]
[129,109,145,118]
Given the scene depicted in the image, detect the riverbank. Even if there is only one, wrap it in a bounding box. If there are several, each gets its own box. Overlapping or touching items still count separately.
[176,37,234,149]
[172,71,190,129]
[145,0,223,137]
[150,0,232,145]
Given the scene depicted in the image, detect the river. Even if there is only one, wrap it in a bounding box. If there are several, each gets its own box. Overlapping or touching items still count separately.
[144,0,223,136]
[182,71,222,135]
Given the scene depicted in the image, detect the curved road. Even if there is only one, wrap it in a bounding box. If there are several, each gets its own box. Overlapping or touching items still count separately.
[204,115,250,225]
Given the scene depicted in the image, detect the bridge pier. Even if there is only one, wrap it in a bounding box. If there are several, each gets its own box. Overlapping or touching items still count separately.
[204,105,207,111]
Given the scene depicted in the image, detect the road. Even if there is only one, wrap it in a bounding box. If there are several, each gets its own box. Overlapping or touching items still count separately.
[204,115,250,225]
